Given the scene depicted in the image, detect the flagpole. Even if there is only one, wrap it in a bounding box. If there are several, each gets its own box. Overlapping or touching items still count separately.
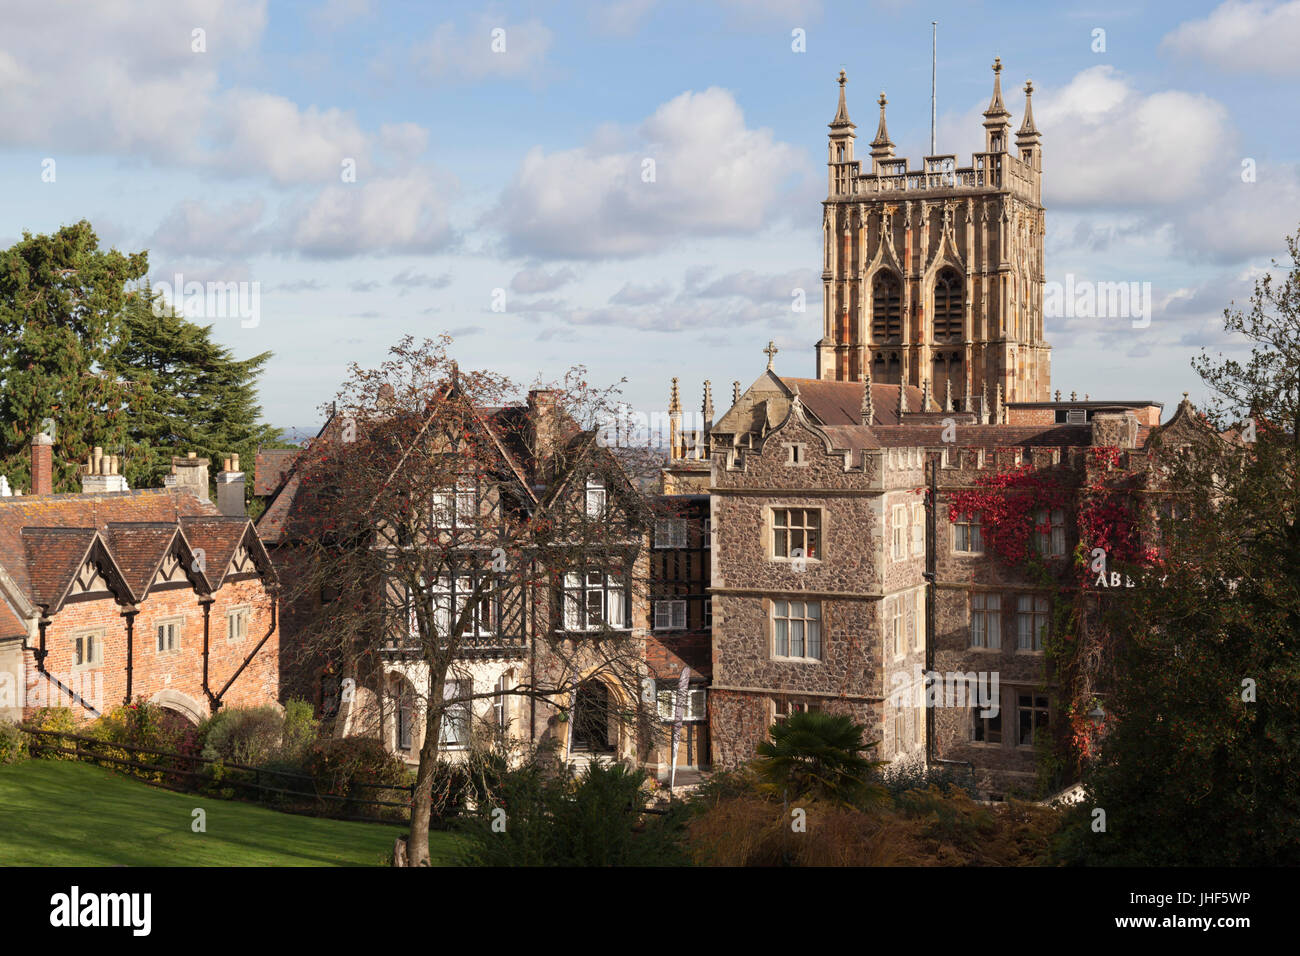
[930,20,938,157]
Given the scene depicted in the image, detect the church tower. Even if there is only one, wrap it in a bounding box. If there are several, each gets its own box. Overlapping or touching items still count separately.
[816,61,1050,410]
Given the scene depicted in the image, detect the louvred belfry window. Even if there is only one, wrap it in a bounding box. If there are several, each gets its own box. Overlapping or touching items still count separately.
[872,272,902,342]
[933,268,964,341]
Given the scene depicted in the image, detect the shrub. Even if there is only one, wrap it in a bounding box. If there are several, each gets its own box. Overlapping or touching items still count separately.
[25,707,79,758]
[456,759,689,866]
[305,737,410,818]
[280,698,318,762]
[874,760,979,799]
[200,706,284,767]
[0,720,28,764]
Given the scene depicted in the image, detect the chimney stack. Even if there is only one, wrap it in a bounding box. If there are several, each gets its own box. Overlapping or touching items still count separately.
[30,432,53,496]
[216,453,246,516]
[164,452,210,502]
[81,446,130,493]
[526,390,561,481]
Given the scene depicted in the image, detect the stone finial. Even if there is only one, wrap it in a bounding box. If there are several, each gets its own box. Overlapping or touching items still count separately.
[1018,79,1040,138]
[898,380,908,418]
[1070,390,1078,402]
[861,367,874,426]
[830,70,854,129]
[944,377,953,413]
[995,383,1005,424]
[870,90,893,158]
[964,375,973,415]
[1054,389,1061,402]
[922,377,932,412]
[985,57,1009,115]
[669,377,680,414]
[764,340,779,370]
[980,380,989,424]
[702,380,714,427]
[733,380,741,405]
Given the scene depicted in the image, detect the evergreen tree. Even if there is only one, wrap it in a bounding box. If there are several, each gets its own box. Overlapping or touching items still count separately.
[0,221,146,491]
[113,287,281,498]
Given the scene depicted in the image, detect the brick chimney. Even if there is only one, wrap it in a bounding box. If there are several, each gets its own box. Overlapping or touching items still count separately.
[526,389,561,481]
[81,446,130,493]
[216,454,246,516]
[164,452,210,502]
[30,432,53,496]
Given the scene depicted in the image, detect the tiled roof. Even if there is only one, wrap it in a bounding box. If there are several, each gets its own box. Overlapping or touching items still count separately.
[21,527,98,608]
[254,448,301,496]
[781,377,925,427]
[180,515,259,587]
[0,489,213,602]
[102,522,179,598]
[0,488,271,613]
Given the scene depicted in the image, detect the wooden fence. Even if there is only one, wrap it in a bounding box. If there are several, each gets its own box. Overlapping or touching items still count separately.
[21,726,414,825]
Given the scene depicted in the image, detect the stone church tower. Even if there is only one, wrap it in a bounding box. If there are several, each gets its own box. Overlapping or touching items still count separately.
[816,60,1050,410]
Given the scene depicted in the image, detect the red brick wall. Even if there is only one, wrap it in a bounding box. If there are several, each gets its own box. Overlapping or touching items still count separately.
[22,577,278,722]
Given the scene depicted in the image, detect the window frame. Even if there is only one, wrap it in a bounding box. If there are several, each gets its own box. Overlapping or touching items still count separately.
[226,605,250,644]
[585,478,607,519]
[155,616,183,655]
[653,518,688,549]
[969,592,1001,649]
[1016,594,1050,652]
[771,598,823,661]
[71,629,104,671]
[953,511,984,554]
[561,568,629,632]
[653,599,687,631]
[770,507,822,564]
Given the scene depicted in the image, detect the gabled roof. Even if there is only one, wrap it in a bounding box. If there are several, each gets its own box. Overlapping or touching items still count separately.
[0,487,273,617]
[180,515,274,589]
[21,527,100,609]
[102,522,181,599]
[0,488,213,602]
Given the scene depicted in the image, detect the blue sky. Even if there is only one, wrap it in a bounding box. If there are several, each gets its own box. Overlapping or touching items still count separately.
[3,0,1298,432]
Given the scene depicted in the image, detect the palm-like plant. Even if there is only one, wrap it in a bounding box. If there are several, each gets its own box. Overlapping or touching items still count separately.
[755,711,886,807]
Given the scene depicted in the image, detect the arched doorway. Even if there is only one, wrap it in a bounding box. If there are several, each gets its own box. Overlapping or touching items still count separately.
[571,680,615,753]
[148,689,208,725]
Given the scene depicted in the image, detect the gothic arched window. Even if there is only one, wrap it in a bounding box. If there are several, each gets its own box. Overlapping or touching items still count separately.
[933,268,964,342]
[871,271,902,342]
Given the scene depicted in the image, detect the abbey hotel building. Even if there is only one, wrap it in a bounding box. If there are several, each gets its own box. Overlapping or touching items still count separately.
[662,59,1192,798]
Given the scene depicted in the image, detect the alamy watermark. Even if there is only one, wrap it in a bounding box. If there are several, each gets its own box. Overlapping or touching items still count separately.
[1044,274,1151,329]
[152,272,260,329]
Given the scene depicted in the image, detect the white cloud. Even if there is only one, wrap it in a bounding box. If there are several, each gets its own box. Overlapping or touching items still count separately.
[149,198,268,259]
[610,281,672,305]
[283,172,457,258]
[311,0,373,30]
[511,266,578,293]
[1034,66,1233,206]
[495,88,806,258]
[419,15,552,81]
[1171,163,1300,263]
[212,91,372,186]
[1162,1,1300,75]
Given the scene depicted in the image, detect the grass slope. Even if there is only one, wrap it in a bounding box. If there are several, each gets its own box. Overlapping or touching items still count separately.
[0,760,460,867]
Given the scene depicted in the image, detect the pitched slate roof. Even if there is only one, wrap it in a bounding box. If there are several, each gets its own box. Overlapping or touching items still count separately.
[102,522,180,598]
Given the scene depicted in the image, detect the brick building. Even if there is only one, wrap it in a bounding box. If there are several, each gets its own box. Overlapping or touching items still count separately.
[0,441,280,725]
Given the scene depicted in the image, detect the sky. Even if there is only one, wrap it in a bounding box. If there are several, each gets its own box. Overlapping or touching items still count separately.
[2,0,1298,434]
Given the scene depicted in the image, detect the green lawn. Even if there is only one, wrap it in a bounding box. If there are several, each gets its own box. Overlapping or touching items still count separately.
[0,759,463,866]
